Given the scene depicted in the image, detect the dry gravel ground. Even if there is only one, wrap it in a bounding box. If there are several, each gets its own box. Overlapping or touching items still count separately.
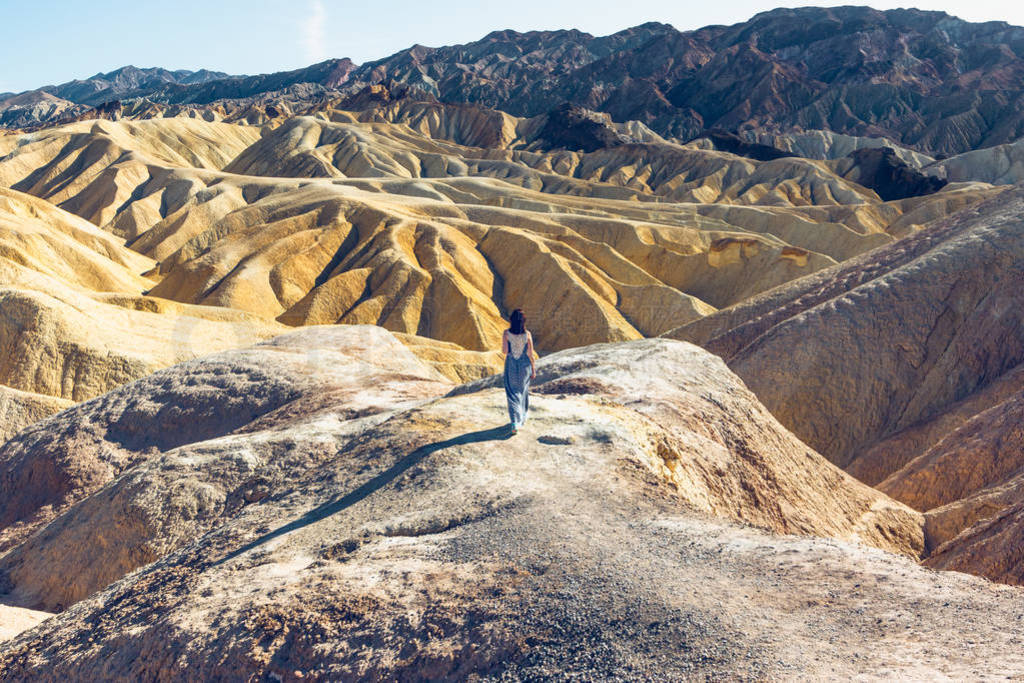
[7,468,1020,680]
[466,498,1024,680]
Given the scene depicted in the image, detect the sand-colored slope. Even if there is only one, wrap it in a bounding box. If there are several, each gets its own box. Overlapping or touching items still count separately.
[0,190,282,400]
[0,115,1002,357]
[144,178,845,351]
[225,115,882,206]
[0,118,262,227]
[666,186,1024,585]
[0,186,286,440]
[848,363,1024,486]
[0,187,153,292]
[0,179,490,450]
[678,187,1024,467]
[0,286,284,403]
[390,332,502,382]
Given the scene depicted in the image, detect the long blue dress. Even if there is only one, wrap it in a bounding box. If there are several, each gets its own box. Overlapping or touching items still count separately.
[504,331,532,428]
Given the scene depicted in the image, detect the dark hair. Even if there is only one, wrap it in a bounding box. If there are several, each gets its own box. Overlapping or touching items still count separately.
[509,309,526,335]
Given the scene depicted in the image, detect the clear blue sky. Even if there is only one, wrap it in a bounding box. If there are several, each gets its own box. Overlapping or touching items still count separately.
[2,0,1022,94]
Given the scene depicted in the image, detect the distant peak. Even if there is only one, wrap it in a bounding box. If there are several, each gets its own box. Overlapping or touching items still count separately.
[618,21,675,32]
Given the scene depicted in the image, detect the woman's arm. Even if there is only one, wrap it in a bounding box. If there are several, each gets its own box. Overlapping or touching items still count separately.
[501,329,508,356]
[528,332,536,378]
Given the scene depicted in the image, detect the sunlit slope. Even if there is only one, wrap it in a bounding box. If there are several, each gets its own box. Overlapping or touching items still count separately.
[0,187,285,440]
[667,186,1024,586]
[0,114,999,353]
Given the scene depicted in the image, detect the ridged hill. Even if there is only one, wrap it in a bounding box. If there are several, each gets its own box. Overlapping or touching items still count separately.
[0,185,285,438]
[666,186,1024,586]
[351,7,1024,155]
[1,113,998,361]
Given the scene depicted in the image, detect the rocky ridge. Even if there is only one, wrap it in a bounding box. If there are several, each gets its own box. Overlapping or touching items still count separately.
[7,328,1000,679]
[667,186,1024,586]
[0,329,1022,678]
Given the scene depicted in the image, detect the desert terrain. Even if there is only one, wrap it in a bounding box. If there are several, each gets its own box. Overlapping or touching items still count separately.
[2,6,1024,679]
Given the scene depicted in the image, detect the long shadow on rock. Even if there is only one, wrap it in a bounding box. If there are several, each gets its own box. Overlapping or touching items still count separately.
[215,425,514,565]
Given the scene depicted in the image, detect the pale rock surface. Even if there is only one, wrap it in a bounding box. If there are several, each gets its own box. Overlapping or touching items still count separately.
[0,387,72,446]
[0,605,50,643]
[0,326,449,564]
[925,137,1024,186]
[0,333,922,613]
[7,335,1024,680]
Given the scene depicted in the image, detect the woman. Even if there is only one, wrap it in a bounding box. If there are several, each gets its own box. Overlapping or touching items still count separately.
[502,309,536,434]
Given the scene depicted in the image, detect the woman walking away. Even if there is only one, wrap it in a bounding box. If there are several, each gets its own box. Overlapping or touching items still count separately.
[502,309,536,434]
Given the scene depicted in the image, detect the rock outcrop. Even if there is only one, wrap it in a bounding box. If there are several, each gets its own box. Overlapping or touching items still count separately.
[1,331,1022,678]
[0,326,452,608]
[832,147,948,200]
[0,329,965,678]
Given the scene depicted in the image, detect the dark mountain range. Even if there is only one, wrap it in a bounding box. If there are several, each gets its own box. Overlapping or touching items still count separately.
[353,23,676,113]
[354,7,1024,155]
[4,7,1024,155]
[40,65,233,106]
[105,59,356,105]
